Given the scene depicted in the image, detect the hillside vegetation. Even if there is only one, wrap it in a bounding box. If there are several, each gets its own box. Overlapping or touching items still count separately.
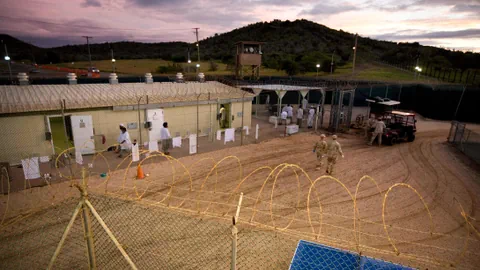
[1,19,479,83]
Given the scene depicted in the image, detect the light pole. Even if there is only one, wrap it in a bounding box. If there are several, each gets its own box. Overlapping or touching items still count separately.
[3,41,12,82]
[188,59,191,73]
[196,63,200,73]
[316,64,320,78]
[111,49,116,73]
[352,33,358,75]
[330,50,335,74]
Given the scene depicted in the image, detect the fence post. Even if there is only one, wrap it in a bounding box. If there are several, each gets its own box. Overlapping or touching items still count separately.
[80,168,97,269]
[231,192,244,270]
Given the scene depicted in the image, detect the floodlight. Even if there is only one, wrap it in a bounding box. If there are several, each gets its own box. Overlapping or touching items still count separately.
[196,64,200,68]
[4,56,10,61]
[352,47,356,50]
[112,59,116,63]
[188,59,191,63]
[316,64,320,68]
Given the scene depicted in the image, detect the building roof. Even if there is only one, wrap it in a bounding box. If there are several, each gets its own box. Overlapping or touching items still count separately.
[234,41,265,45]
[239,84,325,91]
[0,81,252,114]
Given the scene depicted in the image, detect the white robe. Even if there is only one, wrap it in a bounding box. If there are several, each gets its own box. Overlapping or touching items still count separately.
[307,109,315,127]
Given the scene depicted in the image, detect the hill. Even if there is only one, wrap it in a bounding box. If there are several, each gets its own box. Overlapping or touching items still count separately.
[1,19,479,77]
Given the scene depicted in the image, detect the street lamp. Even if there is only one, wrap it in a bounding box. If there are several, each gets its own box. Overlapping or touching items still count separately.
[111,58,116,73]
[188,59,191,63]
[196,63,200,72]
[4,56,10,61]
[316,64,320,78]
[415,66,422,79]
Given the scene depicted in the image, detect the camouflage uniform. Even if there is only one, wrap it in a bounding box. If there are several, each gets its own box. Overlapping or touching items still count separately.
[314,140,328,169]
[326,140,344,175]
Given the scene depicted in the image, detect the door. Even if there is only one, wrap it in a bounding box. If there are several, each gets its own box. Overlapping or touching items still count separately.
[71,115,95,154]
[147,109,164,142]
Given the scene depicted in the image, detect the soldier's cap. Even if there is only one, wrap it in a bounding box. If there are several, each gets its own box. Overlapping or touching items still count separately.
[332,135,338,140]
[320,134,326,138]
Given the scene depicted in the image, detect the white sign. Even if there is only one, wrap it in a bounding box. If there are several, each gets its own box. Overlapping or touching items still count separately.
[148,141,159,152]
[132,143,140,162]
[255,124,259,140]
[225,128,235,144]
[71,115,95,155]
[243,126,249,135]
[21,157,40,180]
[216,130,222,141]
[75,151,83,165]
[189,134,197,154]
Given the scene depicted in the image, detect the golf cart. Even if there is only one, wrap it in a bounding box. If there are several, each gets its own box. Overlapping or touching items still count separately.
[366,97,417,145]
[382,111,417,145]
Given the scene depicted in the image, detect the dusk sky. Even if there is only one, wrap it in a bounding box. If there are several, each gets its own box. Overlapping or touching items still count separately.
[0,0,479,52]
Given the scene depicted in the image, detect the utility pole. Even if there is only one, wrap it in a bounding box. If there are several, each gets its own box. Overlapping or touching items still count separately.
[352,33,358,75]
[2,40,13,83]
[193,28,200,63]
[82,36,93,69]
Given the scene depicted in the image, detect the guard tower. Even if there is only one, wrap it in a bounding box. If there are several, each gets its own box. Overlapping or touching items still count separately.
[235,41,264,80]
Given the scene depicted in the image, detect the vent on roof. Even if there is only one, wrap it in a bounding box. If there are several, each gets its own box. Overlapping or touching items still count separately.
[17,73,29,85]
[109,73,118,84]
[67,73,77,85]
[145,73,153,84]
[175,73,184,83]
[197,72,205,83]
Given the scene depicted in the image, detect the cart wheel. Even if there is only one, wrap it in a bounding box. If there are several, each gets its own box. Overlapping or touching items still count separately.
[408,134,415,142]
[389,137,397,146]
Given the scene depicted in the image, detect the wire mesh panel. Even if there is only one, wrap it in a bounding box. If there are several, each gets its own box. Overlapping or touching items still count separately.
[87,194,232,269]
[289,240,415,270]
[0,197,86,270]
[290,240,360,270]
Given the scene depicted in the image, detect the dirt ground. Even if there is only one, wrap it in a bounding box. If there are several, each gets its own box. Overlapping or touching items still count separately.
[1,110,480,269]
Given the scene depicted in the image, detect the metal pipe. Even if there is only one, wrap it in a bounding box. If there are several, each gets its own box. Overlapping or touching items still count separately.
[137,96,143,146]
[47,200,83,270]
[85,200,139,270]
[241,93,245,146]
[61,99,74,178]
[197,94,200,153]
[231,193,244,270]
[454,85,467,120]
[209,92,212,142]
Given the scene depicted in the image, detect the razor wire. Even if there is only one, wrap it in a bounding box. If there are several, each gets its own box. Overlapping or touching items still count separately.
[1,146,480,269]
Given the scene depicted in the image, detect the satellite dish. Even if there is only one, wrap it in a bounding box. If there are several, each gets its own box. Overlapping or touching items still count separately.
[249,47,254,53]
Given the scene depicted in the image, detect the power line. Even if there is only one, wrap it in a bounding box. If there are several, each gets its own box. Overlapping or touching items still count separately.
[0,15,193,32]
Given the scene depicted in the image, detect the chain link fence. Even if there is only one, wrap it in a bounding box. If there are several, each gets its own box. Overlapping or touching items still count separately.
[448,121,480,164]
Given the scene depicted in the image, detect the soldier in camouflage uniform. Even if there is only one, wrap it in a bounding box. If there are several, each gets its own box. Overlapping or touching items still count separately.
[313,134,328,170]
[326,135,344,175]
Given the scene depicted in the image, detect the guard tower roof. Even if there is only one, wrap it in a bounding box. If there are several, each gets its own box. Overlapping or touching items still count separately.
[235,41,265,45]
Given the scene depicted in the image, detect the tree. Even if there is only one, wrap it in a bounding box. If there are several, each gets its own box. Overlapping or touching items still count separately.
[281,59,299,76]
[208,60,219,71]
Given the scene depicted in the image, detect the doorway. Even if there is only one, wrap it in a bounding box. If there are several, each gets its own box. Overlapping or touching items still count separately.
[48,116,73,154]
[47,115,95,155]
[219,103,232,129]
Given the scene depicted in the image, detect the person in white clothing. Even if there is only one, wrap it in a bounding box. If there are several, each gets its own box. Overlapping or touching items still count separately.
[265,94,270,105]
[296,107,303,127]
[307,107,315,129]
[117,125,131,158]
[160,122,172,155]
[286,104,293,120]
[280,110,288,125]
[302,97,308,110]
[282,105,288,114]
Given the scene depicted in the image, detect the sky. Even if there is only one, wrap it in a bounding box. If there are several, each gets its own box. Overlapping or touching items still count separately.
[0,0,479,52]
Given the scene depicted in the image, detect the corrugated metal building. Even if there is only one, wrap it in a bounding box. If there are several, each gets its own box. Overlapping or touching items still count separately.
[0,81,253,164]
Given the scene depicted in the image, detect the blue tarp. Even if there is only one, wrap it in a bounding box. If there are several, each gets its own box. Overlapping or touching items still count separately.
[290,240,414,270]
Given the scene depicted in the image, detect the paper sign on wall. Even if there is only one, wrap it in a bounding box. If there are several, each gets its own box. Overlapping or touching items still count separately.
[132,143,140,162]
[21,157,40,180]
[189,134,197,154]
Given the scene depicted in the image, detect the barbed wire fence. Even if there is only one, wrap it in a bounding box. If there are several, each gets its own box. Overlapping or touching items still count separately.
[1,143,480,270]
